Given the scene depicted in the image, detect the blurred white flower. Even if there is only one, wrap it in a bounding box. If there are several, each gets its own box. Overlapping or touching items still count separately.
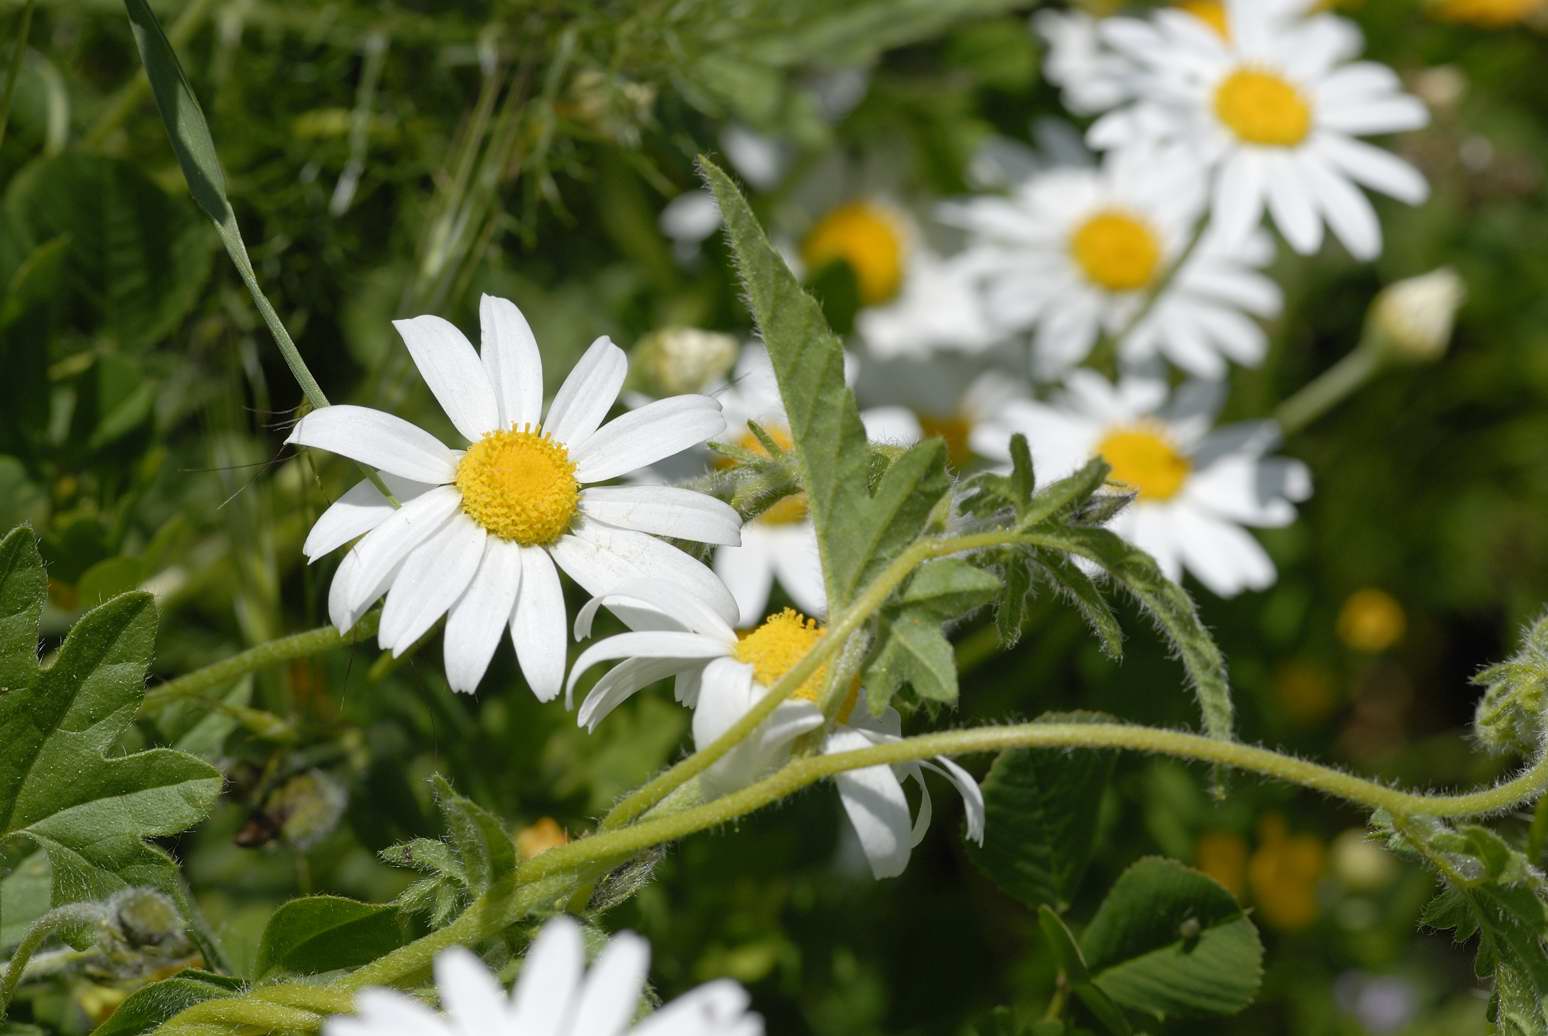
[853,246,1004,360]
[1088,2,1428,259]
[567,590,984,880]
[1367,267,1464,364]
[325,916,762,1036]
[1034,10,1137,116]
[943,152,1281,379]
[289,294,738,697]
[974,368,1312,596]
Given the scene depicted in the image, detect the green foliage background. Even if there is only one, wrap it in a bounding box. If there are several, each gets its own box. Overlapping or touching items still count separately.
[2,0,1548,1033]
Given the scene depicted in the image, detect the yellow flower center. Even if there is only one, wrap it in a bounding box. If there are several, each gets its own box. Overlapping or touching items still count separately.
[801,201,907,306]
[1214,68,1313,147]
[733,609,859,720]
[1175,0,1230,37]
[718,427,809,525]
[917,412,975,469]
[1096,424,1191,501]
[454,426,579,545]
[1069,210,1163,293]
[1431,0,1542,25]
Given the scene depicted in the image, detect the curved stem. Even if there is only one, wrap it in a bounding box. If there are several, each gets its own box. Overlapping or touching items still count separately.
[0,903,104,1018]
[142,614,379,714]
[1274,342,1384,437]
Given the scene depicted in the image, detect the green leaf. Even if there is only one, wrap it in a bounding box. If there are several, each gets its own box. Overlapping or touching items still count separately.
[994,556,1033,648]
[3,154,210,350]
[1028,526,1232,742]
[1473,609,1548,756]
[90,970,242,1036]
[255,896,409,979]
[0,526,220,951]
[1385,816,1548,1035]
[701,158,873,612]
[852,439,952,593]
[1036,559,1123,661]
[1080,857,1264,1020]
[901,558,1002,621]
[742,0,1037,66]
[968,714,1116,911]
[865,610,958,711]
[1037,907,1131,1036]
[430,774,516,895]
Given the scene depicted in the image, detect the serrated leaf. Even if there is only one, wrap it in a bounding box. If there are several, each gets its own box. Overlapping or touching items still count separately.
[1027,526,1231,741]
[89,970,242,1036]
[865,610,957,711]
[0,527,220,984]
[3,154,210,351]
[1080,857,1263,1020]
[702,158,873,612]
[851,439,952,592]
[902,558,1002,621]
[969,714,1116,911]
[995,556,1033,648]
[255,896,409,979]
[1021,459,1110,529]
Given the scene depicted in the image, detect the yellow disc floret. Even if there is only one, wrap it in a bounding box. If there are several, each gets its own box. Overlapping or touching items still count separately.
[734,609,860,719]
[801,201,908,306]
[1096,424,1191,501]
[1214,68,1313,147]
[1175,0,1230,37]
[917,412,975,470]
[454,426,579,545]
[1069,210,1163,293]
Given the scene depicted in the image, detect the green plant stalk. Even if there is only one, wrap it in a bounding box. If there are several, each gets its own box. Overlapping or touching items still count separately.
[1274,338,1385,436]
[0,0,35,150]
[160,715,1548,1033]
[0,903,103,1017]
[141,614,380,713]
[84,0,215,147]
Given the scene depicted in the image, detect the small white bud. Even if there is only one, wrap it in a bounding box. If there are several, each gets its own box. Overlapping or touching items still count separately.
[1367,267,1465,365]
[630,328,739,397]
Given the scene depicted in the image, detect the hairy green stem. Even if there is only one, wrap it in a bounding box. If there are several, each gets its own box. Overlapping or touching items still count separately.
[0,903,103,1018]
[142,614,380,714]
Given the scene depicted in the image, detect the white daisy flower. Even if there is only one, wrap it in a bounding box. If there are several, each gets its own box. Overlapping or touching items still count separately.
[973,368,1312,597]
[1088,2,1429,260]
[566,587,985,880]
[1034,9,1137,116]
[943,152,1282,379]
[288,294,740,698]
[324,916,762,1036]
[853,245,1004,361]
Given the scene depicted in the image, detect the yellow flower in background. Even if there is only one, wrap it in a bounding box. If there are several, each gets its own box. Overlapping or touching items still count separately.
[1273,661,1340,726]
[1196,831,1249,899]
[1430,0,1544,26]
[1248,815,1326,931]
[516,817,570,860]
[1337,589,1407,653]
[801,200,909,306]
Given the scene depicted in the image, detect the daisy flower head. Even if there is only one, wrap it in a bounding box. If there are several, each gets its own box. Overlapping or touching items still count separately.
[973,368,1311,597]
[288,294,740,699]
[566,584,985,880]
[325,916,761,1036]
[943,151,1282,379]
[1089,1,1429,260]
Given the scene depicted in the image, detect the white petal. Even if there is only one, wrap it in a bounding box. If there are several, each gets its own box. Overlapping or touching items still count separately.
[827,727,914,879]
[393,315,501,442]
[567,631,728,703]
[303,474,433,561]
[769,529,829,619]
[286,405,459,484]
[434,948,510,1035]
[542,336,627,449]
[342,485,463,613]
[1301,151,1382,261]
[378,515,486,656]
[1315,133,1429,204]
[479,294,544,430]
[443,538,523,693]
[1210,151,1267,250]
[714,541,776,629]
[571,395,726,483]
[1263,154,1323,255]
[512,546,568,702]
[510,917,585,1035]
[632,981,756,1036]
[572,577,736,642]
[922,756,986,845]
[578,486,741,546]
[328,989,456,1036]
[1172,508,1276,596]
[1318,96,1428,136]
[567,932,650,1036]
[552,516,739,625]
[577,656,696,731]
[694,658,821,793]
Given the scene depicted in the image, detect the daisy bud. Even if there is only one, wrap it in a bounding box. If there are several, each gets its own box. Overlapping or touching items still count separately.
[107,888,185,950]
[1472,610,1548,756]
[1366,268,1465,366]
[629,327,738,396]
